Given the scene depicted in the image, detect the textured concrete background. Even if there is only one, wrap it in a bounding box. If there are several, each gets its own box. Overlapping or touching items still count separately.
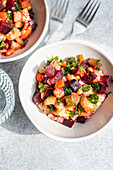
[0,0,113,169]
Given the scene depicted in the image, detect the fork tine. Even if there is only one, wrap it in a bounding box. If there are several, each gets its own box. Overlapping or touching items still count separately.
[61,0,69,18]
[56,0,69,19]
[77,0,91,19]
[51,0,59,17]
[87,1,101,24]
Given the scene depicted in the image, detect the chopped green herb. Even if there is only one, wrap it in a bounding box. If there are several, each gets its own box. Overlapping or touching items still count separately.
[50,105,56,112]
[38,82,47,92]
[15,0,18,2]
[6,10,12,23]
[95,66,100,71]
[92,83,100,92]
[57,99,62,106]
[82,85,91,92]
[67,57,77,64]
[47,56,59,63]
[0,41,5,49]
[60,59,64,63]
[87,94,99,105]
[79,65,84,72]
[15,4,21,11]
[74,103,83,115]
[96,59,101,65]
[12,29,15,32]
[69,110,77,118]
[63,66,72,75]
[64,88,72,96]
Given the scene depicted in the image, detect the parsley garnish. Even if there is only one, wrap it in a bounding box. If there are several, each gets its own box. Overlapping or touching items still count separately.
[82,85,91,92]
[63,66,72,75]
[60,59,64,63]
[64,88,72,96]
[57,99,62,106]
[15,4,21,11]
[0,41,5,49]
[6,10,12,23]
[12,29,15,32]
[47,56,59,63]
[69,110,77,118]
[38,82,47,92]
[97,59,101,66]
[79,65,84,72]
[74,103,84,115]
[92,83,100,92]
[95,66,100,71]
[87,94,99,105]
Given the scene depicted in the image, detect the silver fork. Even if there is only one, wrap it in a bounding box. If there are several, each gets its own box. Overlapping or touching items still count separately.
[44,0,69,43]
[62,0,101,40]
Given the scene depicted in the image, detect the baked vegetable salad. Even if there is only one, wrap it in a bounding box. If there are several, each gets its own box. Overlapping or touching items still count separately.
[33,55,112,128]
[0,0,37,56]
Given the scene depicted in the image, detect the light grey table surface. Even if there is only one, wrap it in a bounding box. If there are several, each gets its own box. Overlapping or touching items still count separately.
[0,0,113,170]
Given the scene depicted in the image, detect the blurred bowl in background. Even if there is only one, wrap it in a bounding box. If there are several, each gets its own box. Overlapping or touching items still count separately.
[0,0,49,63]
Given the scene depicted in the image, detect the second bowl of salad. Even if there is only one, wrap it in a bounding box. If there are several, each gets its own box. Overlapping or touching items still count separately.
[0,0,49,62]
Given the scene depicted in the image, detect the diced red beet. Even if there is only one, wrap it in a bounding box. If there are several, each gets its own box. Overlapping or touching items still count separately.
[0,2,6,11]
[4,39,11,44]
[6,0,18,11]
[43,87,53,100]
[69,79,81,92]
[98,76,112,94]
[76,116,86,124]
[73,66,80,75]
[50,70,64,84]
[0,21,14,34]
[64,81,70,89]
[81,61,88,69]
[100,76,112,87]
[29,20,37,31]
[82,71,97,84]
[63,118,75,128]
[43,65,56,78]
[32,91,43,105]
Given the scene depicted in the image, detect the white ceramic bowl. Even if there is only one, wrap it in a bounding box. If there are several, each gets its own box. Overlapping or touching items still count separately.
[0,0,49,63]
[19,40,113,142]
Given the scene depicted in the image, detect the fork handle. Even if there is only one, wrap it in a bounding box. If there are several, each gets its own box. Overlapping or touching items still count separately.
[43,20,62,44]
[61,22,86,40]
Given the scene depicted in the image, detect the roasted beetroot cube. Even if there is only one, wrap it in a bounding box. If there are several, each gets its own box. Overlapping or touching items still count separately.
[76,116,86,124]
[63,118,75,128]
[50,70,64,84]
[98,76,112,94]
[80,61,88,69]
[82,71,97,84]
[0,21,14,34]
[43,65,56,78]
[100,76,112,87]
[32,91,43,105]
[0,2,6,11]
[6,0,17,11]
[64,81,70,89]
[44,87,53,100]
[69,79,81,92]
[73,66,80,75]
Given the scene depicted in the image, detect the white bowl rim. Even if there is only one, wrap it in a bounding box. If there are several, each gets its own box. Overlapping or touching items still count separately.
[19,39,113,142]
[0,0,49,63]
